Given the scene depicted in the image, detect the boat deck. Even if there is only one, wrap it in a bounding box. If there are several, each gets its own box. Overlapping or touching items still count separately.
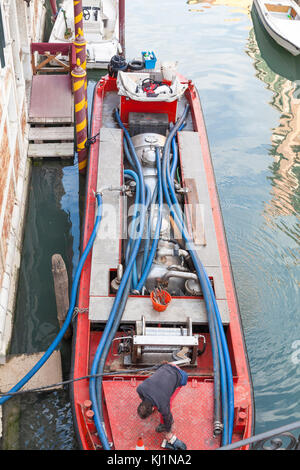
[103,378,219,450]
[88,114,229,326]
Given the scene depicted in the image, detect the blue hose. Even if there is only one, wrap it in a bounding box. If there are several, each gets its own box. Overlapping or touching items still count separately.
[134,149,163,293]
[124,170,140,266]
[123,137,136,170]
[133,183,151,288]
[89,109,147,450]
[123,170,148,289]
[170,122,185,186]
[0,193,103,406]
[141,184,158,274]
[160,105,227,440]
[167,138,234,443]
[205,268,234,443]
[161,107,234,444]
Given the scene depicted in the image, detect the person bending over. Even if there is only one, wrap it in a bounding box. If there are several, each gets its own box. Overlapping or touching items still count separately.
[136,362,188,450]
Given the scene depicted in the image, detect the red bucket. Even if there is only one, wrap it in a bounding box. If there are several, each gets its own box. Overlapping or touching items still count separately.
[150,289,171,312]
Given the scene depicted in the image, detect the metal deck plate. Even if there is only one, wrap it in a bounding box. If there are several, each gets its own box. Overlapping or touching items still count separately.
[103,379,221,450]
[89,128,123,298]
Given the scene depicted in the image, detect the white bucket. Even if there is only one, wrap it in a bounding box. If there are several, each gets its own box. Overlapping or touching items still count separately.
[161,61,178,81]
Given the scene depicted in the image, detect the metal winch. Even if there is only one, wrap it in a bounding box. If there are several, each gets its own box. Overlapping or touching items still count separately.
[121,316,200,366]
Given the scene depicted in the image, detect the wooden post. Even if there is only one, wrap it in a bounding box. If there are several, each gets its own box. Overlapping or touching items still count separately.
[52,254,72,340]
[71,58,88,173]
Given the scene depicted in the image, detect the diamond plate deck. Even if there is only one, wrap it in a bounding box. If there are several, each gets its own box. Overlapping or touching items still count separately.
[103,379,221,450]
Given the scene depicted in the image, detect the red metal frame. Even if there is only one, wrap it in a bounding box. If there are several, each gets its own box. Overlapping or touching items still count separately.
[120,95,178,125]
[71,74,254,450]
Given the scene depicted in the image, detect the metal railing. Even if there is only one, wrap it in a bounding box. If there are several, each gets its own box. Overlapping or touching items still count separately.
[219,420,300,450]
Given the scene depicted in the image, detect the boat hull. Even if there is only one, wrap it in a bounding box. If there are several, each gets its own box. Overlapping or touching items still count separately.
[70,74,254,450]
[49,0,123,68]
[254,0,300,56]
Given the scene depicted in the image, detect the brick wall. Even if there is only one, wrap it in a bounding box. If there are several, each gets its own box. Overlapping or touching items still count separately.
[0,0,46,362]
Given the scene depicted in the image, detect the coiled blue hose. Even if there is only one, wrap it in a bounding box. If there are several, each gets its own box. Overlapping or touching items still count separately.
[0,193,103,406]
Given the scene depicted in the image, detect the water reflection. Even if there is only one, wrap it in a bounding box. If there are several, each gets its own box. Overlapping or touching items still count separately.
[249,6,300,220]
[186,0,252,16]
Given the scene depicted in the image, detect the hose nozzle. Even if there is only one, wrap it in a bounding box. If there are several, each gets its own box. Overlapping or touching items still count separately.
[213,421,223,437]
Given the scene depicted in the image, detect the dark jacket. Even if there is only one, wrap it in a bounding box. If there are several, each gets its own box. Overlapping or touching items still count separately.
[137,364,186,432]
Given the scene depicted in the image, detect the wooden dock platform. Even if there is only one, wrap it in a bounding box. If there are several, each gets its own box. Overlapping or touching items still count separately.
[28,75,74,125]
[27,43,76,160]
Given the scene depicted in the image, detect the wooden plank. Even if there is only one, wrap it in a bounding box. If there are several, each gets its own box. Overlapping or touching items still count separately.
[28,116,74,124]
[185,177,206,246]
[178,131,221,266]
[29,126,74,141]
[52,254,71,340]
[28,142,74,158]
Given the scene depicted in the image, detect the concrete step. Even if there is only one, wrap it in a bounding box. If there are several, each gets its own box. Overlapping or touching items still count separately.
[0,351,63,438]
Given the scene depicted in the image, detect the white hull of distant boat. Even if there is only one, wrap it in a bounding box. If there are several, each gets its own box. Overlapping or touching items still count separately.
[253,0,300,55]
[49,0,121,68]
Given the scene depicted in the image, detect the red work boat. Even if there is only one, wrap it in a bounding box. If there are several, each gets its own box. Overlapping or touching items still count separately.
[70,58,254,450]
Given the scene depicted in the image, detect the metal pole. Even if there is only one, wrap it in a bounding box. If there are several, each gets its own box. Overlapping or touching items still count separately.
[49,0,58,18]
[71,58,88,174]
[119,0,125,57]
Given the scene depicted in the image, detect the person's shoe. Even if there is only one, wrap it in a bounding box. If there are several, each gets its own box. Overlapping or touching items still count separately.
[161,435,187,450]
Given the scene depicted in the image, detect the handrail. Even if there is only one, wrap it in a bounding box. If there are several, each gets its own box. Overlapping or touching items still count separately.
[219,420,300,450]
[31,42,76,74]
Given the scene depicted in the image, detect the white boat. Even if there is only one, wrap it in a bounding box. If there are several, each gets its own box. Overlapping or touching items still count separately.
[49,0,122,68]
[253,0,300,56]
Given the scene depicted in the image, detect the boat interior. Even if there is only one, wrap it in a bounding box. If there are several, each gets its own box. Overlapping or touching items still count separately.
[89,81,230,372]
[265,3,300,20]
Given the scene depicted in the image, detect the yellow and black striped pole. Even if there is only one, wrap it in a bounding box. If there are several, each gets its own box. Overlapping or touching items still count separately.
[73,27,88,119]
[72,0,88,173]
[73,1,87,114]
[71,59,88,173]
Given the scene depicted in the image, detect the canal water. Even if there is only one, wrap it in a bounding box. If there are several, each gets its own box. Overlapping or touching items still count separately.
[2,0,300,449]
